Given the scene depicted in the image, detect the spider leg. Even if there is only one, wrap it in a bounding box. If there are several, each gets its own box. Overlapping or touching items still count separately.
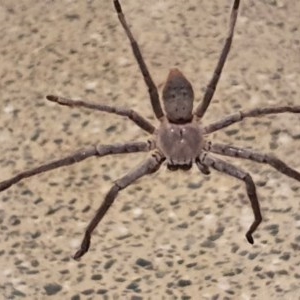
[204,105,300,134]
[195,0,240,119]
[46,95,155,134]
[73,151,165,260]
[113,0,164,120]
[205,142,300,181]
[0,141,151,192]
[199,152,262,244]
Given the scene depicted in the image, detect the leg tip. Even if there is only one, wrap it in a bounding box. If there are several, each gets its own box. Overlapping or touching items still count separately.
[246,233,254,244]
[113,0,122,13]
[234,0,240,10]
[46,95,57,102]
[0,180,11,192]
[73,249,85,261]
[73,236,91,260]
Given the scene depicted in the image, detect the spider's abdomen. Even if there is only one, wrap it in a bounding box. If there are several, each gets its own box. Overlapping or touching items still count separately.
[156,120,204,166]
[162,68,194,123]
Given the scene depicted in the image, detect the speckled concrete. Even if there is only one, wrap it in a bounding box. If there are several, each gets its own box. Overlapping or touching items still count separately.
[0,0,300,299]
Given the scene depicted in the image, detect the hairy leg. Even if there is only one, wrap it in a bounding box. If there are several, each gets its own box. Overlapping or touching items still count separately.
[113,0,164,119]
[73,151,165,260]
[46,95,155,134]
[199,152,262,244]
[195,0,240,119]
[205,142,300,181]
[204,105,300,134]
[0,141,151,192]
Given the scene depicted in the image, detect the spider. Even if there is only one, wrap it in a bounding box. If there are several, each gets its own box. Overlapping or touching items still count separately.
[1,0,300,260]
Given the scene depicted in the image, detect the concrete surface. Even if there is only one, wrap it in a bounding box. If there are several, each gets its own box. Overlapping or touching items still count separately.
[0,0,299,299]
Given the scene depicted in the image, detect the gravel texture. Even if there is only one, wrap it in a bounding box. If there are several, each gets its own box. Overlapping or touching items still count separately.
[0,0,299,299]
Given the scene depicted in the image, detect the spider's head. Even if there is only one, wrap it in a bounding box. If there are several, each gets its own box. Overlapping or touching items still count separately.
[162,68,194,123]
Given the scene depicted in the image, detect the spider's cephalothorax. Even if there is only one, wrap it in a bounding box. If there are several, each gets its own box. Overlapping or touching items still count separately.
[155,118,204,171]
[1,0,300,260]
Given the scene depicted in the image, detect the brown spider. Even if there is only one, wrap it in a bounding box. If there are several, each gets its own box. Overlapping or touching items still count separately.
[1,0,300,260]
